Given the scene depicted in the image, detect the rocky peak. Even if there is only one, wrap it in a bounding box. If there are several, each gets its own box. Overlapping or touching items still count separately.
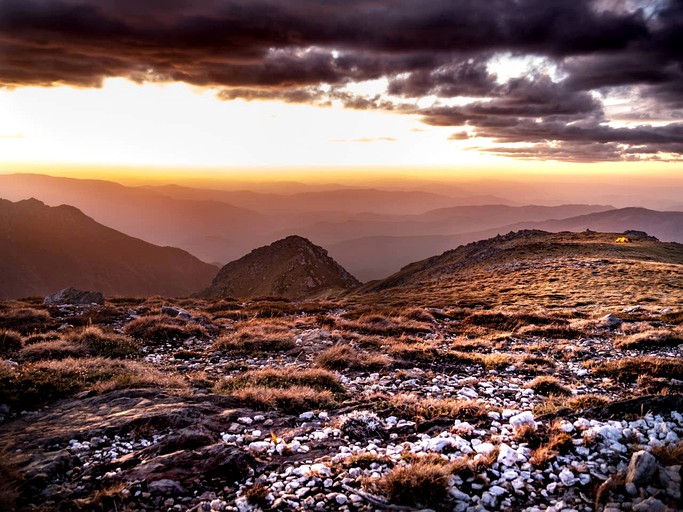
[202,236,360,300]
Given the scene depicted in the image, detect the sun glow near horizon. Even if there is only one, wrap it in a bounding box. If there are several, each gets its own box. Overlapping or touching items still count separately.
[1,78,499,171]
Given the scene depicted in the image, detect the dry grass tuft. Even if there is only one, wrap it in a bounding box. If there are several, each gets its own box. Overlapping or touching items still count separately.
[315,344,391,371]
[651,441,683,466]
[590,356,683,381]
[244,483,271,508]
[341,452,394,469]
[614,328,683,350]
[232,385,335,414]
[213,320,295,353]
[380,394,489,423]
[516,323,582,339]
[338,313,433,336]
[0,307,51,334]
[661,310,683,325]
[372,459,452,508]
[216,367,345,394]
[388,342,437,362]
[0,330,23,356]
[19,340,89,361]
[529,426,574,467]
[566,394,609,410]
[124,315,207,344]
[526,376,572,396]
[66,326,141,359]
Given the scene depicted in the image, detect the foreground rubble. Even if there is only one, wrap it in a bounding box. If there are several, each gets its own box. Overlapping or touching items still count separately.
[1,296,682,511]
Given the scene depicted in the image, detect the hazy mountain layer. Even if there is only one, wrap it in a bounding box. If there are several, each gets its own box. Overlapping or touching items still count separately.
[0,198,217,298]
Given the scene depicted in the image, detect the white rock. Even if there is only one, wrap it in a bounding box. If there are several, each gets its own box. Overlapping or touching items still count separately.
[498,443,521,466]
[299,412,315,420]
[310,463,331,477]
[459,387,478,399]
[474,442,496,455]
[248,441,271,453]
[237,417,253,425]
[559,421,575,433]
[509,411,537,432]
[335,494,347,505]
[490,485,506,496]
[427,437,458,453]
[559,468,576,486]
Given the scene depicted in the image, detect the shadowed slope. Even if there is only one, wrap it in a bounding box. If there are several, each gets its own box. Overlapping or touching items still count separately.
[0,198,218,298]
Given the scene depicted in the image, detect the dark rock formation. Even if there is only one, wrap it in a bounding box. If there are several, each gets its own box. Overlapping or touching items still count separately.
[44,287,105,306]
[202,235,360,300]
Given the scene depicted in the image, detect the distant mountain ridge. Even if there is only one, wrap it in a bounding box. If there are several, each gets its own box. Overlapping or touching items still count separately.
[202,235,360,300]
[4,173,680,282]
[0,198,218,298]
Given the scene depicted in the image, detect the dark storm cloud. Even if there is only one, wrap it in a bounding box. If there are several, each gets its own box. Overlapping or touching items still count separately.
[1,0,682,161]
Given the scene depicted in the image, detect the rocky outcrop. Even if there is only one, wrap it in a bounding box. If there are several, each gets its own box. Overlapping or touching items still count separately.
[202,235,360,300]
[44,287,105,306]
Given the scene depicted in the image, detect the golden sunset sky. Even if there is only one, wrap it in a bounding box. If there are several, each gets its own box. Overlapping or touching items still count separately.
[1,0,682,183]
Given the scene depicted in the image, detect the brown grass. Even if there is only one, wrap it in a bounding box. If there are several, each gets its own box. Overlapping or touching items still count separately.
[244,483,271,508]
[232,385,335,413]
[338,313,433,336]
[215,367,345,394]
[388,342,438,362]
[213,320,295,353]
[0,330,23,356]
[526,376,572,396]
[19,340,89,361]
[66,326,141,359]
[590,356,683,381]
[566,394,609,410]
[517,323,582,339]
[315,344,391,371]
[651,441,683,465]
[124,315,207,344]
[0,357,186,409]
[341,452,395,469]
[529,426,575,467]
[614,328,683,350]
[661,310,683,325]
[379,394,489,423]
[372,459,452,508]
[0,307,51,334]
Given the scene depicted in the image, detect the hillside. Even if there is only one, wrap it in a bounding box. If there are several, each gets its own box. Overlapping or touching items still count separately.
[0,173,267,262]
[358,230,683,308]
[202,235,360,300]
[0,198,218,298]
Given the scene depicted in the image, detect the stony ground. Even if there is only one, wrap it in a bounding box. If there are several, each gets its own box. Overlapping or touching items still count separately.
[1,291,682,512]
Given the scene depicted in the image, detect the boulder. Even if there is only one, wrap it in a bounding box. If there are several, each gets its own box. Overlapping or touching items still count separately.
[44,287,104,306]
[600,314,623,329]
[625,450,657,495]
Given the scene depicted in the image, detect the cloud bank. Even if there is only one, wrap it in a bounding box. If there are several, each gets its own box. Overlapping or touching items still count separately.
[1,0,682,161]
